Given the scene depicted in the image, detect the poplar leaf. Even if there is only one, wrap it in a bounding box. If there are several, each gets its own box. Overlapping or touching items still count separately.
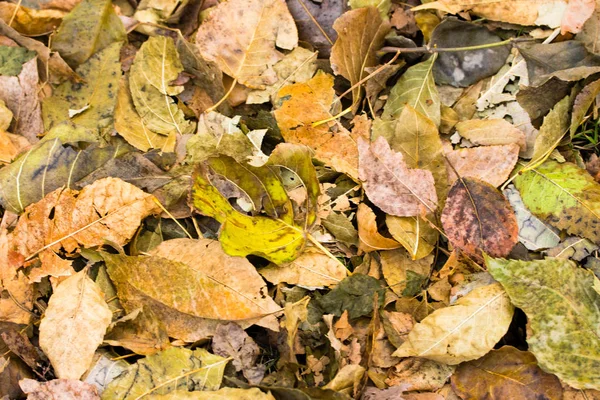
[487,256,600,389]
[393,283,514,364]
[39,270,112,379]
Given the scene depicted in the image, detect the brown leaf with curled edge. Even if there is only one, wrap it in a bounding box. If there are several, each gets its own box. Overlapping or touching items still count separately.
[195,0,298,89]
[451,346,563,400]
[441,177,518,262]
[357,203,400,253]
[20,379,100,400]
[359,136,438,217]
[444,144,520,188]
[330,7,390,110]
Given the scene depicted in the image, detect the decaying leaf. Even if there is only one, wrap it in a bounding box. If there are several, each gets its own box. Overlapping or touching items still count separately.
[514,160,600,245]
[441,177,518,261]
[20,378,100,400]
[319,274,385,319]
[212,322,265,384]
[0,4,64,36]
[195,0,298,89]
[444,144,520,187]
[487,256,600,389]
[101,347,228,399]
[393,283,514,364]
[359,136,438,217]
[104,306,170,356]
[144,388,277,399]
[380,249,433,297]
[39,270,112,379]
[330,7,390,109]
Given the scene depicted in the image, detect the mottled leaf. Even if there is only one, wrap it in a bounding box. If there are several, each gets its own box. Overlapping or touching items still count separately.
[571,78,600,136]
[0,45,35,76]
[380,249,433,297]
[487,256,600,389]
[319,274,385,319]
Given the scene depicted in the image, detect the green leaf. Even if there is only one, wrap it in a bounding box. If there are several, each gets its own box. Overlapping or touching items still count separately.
[402,270,429,297]
[381,54,440,126]
[486,256,600,390]
[101,347,228,399]
[0,45,35,76]
[514,160,600,245]
[319,274,385,319]
[52,0,126,67]
[42,42,122,136]
[129,36,193,136]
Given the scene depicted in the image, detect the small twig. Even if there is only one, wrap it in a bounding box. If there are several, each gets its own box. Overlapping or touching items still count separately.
[377,37,537,56]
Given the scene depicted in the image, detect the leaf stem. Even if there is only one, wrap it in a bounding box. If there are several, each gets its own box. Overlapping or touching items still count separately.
[205,77,238,114]
[377,37,536,56]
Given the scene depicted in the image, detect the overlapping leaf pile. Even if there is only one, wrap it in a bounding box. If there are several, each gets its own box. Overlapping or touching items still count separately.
[2,0,600,398]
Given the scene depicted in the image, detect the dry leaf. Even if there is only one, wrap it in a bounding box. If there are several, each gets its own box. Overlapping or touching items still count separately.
[39,270,112,379]
[20,378,100,400]
[445,144,520,187]
[195,0,298,89]
[380,249,433,297]
[357,203,400,253]
[212,323,265,384]
[386,358,455,391]
[455,119,526,151]
[359,136,438,217]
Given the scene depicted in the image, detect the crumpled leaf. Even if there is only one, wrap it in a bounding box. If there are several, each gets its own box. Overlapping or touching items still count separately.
[514,159,600,245]
[273,71,360,179]
[503,185,560,251]
[487,256,600,390]
[20,379,100,400]
[0,46,36,76]
[441,177,518,262]
[129,36,193,136]
[212,322,265,384]
[247,47,317,104]
[259,248,348,289]
[42,42,122,135]
[386,358,455,391]
[52,0,126,67]
[319,274,385,319]
[39,270,112,379]
[104,238,281,331]
[393,283,514,364]
[430,19,511,87]
[101,347,228,399]
[451,346,563,400]
[357,203,400,252]
[330,7,390,109]
[359,136,438,217]
[445,144,520,187]
[0,57,43,143]
[381,55,440,126]
[195,0,298,89]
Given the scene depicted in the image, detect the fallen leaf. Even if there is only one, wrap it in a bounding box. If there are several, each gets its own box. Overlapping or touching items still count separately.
[441,177,518,261]
[129,36,193,136]
[330,7,390,109]
[52,0,126,67]
[259,248,348,289]
[20,378,100,400]
[0,3,63,36]
[546,236,598,260]
[380,249,433,297]
[349,0,391,19]
[577,3,600,55]
[454,119,526,151]
[144,387,277,399]
[357,203,401,253]
[195,0,298,89]
[451,346,562,400]
[322,211,359,247]
[273,71,359,179]
[487,256,600,390]
[386,215,437,260]
[571,78,600,136]
[514,160,600,245]
[561,0,595,34]
[323,364,365,397]
[101,347,228,399]
[386,358,455,391]
[393,283,514,364]
[359,136,438,217]
[39,270,112,379]
[104,306,170,355]
[0,45,36,76]
[319,274,385,319]
[212,322,265,384]
[444,144,520,187]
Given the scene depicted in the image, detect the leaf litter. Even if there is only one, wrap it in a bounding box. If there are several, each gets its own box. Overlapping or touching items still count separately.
[2,0,600,398]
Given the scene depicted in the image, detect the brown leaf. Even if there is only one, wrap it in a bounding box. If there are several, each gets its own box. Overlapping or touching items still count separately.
[0,3,63,36]
[441,177,518,262]
[104,307,170,355]
[330,7,390,109]
[386,358,455,391]
[195,0,298,89]
[451,346,563,400]
[454,119,526,151]
[20,378,100,400]
[380,249,433,297]
[359,136,438,217]
[444,144,520,188]
[212,322,265,384]
[357,203,400,253]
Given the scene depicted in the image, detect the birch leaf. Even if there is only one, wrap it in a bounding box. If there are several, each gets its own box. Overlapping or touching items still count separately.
[358,136,438,217]
[487,256,600,390]
[129,36,192,136]
[39,270,112,379]
[330,7,390,110]
[381,55,440,126]
[442,177,518,262]
[101,347,228,399]
[393,283,514,364]
[195,0,298,89]
[514,160,600,245]
[52,0,126,67]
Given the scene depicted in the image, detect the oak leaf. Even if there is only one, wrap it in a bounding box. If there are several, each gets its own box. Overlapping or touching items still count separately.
[441,177,518,261]
[195,0,298,89]
[39,269,112,379]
